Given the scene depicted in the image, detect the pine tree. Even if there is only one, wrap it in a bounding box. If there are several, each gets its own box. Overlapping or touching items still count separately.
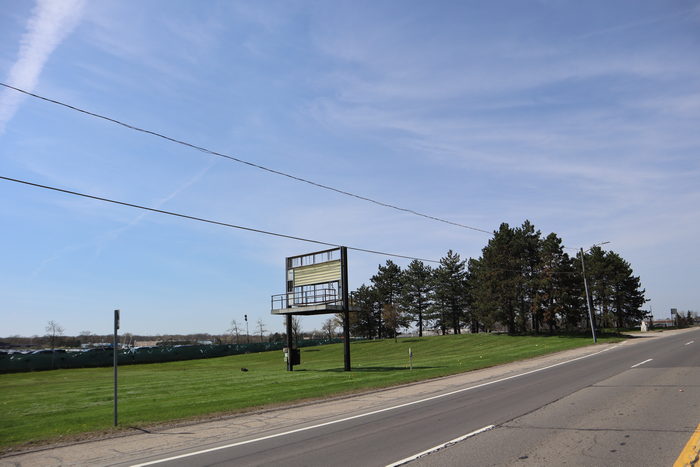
[576,247,646,331]
[371,260,403,338]
[400,260,433,337]
[583,246,612,328]
[534,233,581,333]
[432,250,469,334]
[513,221,541,333]
[606,252,646,329]
[467,257,494,332]
[349,285,380,339]
[470,223,521,333]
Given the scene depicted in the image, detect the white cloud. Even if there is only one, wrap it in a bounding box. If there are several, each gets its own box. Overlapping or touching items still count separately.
[300,6,700,276]
[79,3,224,90]
[574,7,696,41]
[0,0,85,133]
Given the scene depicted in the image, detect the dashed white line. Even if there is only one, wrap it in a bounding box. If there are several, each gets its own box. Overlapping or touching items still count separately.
[386,425,496,467]
[130,345,619,466]
[685,340,695,345]
[631,358,653,368]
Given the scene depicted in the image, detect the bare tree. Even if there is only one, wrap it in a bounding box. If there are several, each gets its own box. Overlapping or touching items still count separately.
[228,319,241,344]
[45,320,64,350]
[291,316,302,344]
[79,330,94,345]
[383,304,408,342]
[121,332,134,348]
[321,318,338,341]
[256,319,267,342]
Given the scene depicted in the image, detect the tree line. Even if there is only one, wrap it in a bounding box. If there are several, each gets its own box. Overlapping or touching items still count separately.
[348,220,647,338]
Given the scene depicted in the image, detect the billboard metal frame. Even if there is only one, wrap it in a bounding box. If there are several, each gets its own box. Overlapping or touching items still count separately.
[271,246,354,371]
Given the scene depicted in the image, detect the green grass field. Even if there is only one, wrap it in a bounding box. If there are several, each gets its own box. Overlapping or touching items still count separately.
[0,333,622,450]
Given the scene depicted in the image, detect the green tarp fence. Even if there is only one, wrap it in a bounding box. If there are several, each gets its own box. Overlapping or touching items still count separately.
[0,338,342,373]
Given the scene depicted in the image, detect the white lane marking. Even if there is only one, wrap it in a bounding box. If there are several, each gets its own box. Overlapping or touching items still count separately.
[631,358,653,368]
[386,424,495,467]
[130,345,618,467]
[685,340,695,345]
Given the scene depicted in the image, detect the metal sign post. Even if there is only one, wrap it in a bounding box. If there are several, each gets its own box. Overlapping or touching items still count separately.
[113,309,120,426]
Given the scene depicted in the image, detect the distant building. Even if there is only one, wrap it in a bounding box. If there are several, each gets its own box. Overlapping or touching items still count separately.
[652,319,674,328]
[81,342,112,349]
[134,340,159,347]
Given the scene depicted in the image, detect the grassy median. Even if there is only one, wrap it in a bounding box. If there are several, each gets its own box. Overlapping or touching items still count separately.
[0,333,622,450]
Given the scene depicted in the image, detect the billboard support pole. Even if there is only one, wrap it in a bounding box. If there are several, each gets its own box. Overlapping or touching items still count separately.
[341,246,351,371]
[286,314,293,371]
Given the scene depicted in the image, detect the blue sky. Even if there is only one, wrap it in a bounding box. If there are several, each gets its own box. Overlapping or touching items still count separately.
[1,0,698,337]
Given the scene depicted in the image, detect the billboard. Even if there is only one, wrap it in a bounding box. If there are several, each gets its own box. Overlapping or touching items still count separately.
[271,247,347,312]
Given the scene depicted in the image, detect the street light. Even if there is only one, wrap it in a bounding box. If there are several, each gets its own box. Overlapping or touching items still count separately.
[244,314,250,344]
[579,241,610,344]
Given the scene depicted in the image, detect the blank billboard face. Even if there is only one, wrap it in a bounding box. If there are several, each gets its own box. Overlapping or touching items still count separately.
[291,260,341,287]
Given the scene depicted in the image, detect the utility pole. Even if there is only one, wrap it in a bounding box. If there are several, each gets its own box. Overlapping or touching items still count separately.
[579,249,597,344]
[244,314,249,344]
[579,241,609,343]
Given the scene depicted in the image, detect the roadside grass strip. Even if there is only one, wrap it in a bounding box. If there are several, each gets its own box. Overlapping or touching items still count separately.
[674,423,700,467]
[0,333,623,450]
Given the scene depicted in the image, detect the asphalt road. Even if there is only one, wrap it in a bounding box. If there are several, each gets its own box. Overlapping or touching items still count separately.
[413,329,700,466]
[123,328,700,467]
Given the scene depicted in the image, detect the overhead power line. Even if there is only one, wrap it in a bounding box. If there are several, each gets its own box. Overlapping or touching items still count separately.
[0,175,440,264]
[0,82,493,235]
[1,175,583,275]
